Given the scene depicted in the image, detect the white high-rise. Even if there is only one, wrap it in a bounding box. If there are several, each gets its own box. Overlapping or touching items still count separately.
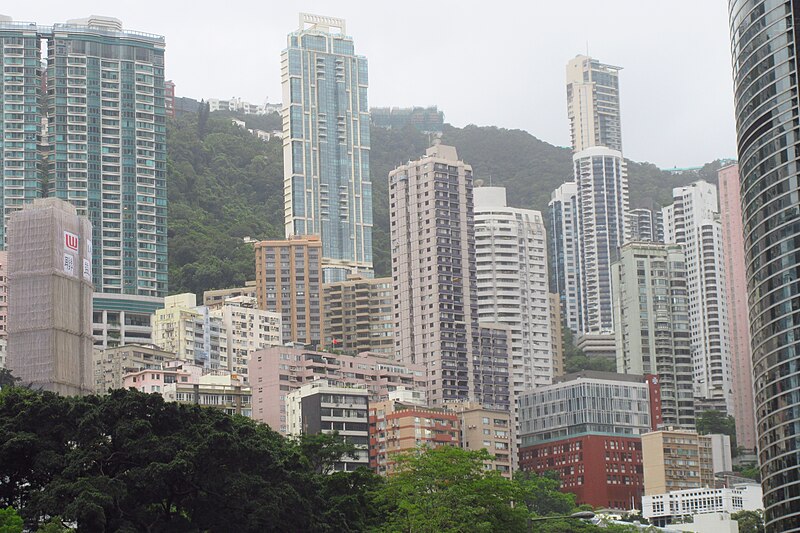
[574,147,629,333]
[662,181,732,414]
[475,187,553,390]
[566,55,622,153]
[548,182,580,333]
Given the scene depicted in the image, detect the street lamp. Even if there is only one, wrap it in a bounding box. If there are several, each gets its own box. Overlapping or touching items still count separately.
[528,511,596,531]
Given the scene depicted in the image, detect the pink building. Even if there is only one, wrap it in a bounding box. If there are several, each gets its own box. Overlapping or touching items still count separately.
[718,164,756,451]
[249,347,426,434]
[0,251,7,340]
[122,361,200,393]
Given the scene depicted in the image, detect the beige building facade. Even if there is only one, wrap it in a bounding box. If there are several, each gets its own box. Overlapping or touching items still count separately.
[642,429,714,495]
[323,275,394,355]
[254,235,323,346]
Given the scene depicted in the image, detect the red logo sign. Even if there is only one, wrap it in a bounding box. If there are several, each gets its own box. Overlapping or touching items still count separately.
[64,231,79,252]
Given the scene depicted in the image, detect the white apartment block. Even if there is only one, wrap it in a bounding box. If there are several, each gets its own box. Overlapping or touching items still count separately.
[210,295,281,381]
[474,187,553,390]
[566,55,623,153]
[152,293,227,370]
[662,181,732,414]
[643,484,763,522]
[549,182,581,333]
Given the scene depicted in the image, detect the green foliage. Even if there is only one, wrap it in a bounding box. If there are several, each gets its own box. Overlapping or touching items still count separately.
[731,510,765,533]
[734,464,761,482]
[696,410,737,449]
[0,507,23,533]
[0,387,377,532]
[560,322,616,373]
[35,518,70,533]
[167,113,284,295]
[0,369,18,389]
[370,446,527,532]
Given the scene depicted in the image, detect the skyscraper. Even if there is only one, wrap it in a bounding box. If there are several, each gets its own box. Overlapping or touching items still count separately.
[0,17,44,246]
[0,16,168,297]
[573,146,629,333]
[717,164,756,452]
[6,198,93,396]
[662,181,732,414]
[728,3,800,528]
[389,143,509,410]
[566,55,622,153]
[613,242,695,428]
[282,13,372,282]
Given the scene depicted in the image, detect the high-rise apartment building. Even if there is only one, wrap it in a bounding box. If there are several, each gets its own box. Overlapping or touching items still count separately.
[566,55,622,153]
[717,164,756,452]
[0,16,167,297]
[389,143,510,410]
[254,235,323,346]
[662,181,732,414]
[0,17,44,246]
[449,401,513,478]
[728,4,800,527]
[0,251,7,341]
[549,182,580,332]
[474,186,553,390]
[282,13,372,282]
[573,146,629,333]
[6,198,93,395]
[625,208,664,243]
[612,242,695,428]
[91,293,163,349]
[323,274,394,355]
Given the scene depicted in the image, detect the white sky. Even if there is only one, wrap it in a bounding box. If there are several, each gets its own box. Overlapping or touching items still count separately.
[11,0,736,168]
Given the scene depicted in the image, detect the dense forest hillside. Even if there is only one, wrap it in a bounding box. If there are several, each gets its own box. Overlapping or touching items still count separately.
[167,112,727,295]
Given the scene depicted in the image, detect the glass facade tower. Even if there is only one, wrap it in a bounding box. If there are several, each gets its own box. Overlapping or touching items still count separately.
[0,16,167,297]
[729,1,800,530]
[282,13,372,282]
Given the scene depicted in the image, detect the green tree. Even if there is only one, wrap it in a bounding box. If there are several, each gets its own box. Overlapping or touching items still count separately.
[0,507,23,533]
[35,518,70,533]
[514,471,575,518]
[0,387,374,532]
[696,410,737,450]
[0,369,18,389]
[732,510,765,533]
[370,446,526,532]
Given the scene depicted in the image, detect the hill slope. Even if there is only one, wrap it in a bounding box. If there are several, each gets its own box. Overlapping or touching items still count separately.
[167,113,726,294]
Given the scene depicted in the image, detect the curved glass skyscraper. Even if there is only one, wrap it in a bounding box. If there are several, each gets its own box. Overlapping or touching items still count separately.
[729,1,800,530]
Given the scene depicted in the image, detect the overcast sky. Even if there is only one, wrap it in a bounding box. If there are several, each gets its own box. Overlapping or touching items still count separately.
[12,1,735,168]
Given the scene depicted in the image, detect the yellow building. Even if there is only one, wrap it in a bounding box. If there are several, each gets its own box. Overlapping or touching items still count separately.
[642,429,714,495]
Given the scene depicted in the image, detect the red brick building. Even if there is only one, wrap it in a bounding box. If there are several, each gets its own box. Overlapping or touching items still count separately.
[519,434,644,510]
[518,371,657,511]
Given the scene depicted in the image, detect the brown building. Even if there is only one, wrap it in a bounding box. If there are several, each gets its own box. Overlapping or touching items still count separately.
[369,395,460,476]
[642,429,714,495]
[255,236,323,346]
[323,274,394,355]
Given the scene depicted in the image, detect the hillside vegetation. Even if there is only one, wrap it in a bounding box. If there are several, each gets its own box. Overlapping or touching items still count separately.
[167,112,727,294]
